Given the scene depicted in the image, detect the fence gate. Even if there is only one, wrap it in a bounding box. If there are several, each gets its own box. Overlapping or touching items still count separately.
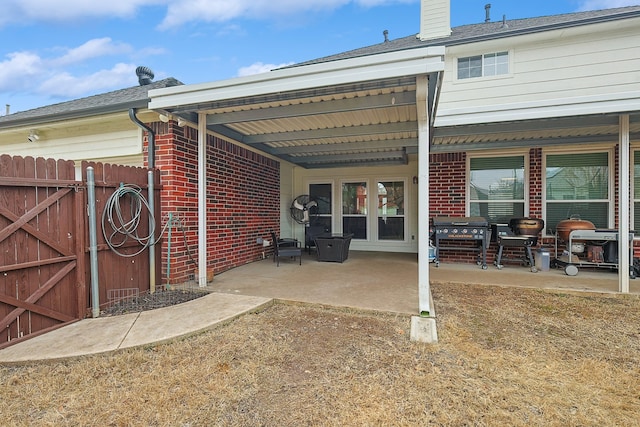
[0,156,85,349]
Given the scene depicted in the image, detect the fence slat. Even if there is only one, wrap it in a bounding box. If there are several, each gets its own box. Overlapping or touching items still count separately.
[0,156,160,347]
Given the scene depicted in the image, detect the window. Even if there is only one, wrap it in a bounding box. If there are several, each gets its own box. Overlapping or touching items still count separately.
[545,152,610,233]
[633,151,640,231]
[469,155,525,223]
[458,51,509,79]
[309,183,332,232]
[342,182,367,239]
[377,181,405,241]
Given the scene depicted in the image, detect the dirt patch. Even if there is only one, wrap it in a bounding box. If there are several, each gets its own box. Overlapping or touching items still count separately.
[1,283,639,426]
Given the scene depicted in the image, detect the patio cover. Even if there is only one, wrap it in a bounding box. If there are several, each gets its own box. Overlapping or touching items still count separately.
[432,111,640,294]
[148,47,446,315]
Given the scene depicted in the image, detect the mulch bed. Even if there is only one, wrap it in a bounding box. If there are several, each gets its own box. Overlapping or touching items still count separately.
[100,289,208,316]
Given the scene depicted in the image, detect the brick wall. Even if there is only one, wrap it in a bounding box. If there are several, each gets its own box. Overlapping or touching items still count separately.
[429,151,477,264]
[150,122,280,283]
[529,147,543,217]
[429,149,546,265]
[429,152,466,217]
[429,146,639,265]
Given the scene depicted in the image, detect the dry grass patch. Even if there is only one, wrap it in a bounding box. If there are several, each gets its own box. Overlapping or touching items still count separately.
[1,283,639,426]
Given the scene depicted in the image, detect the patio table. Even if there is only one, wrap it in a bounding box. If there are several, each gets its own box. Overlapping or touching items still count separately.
[314,233,354,263]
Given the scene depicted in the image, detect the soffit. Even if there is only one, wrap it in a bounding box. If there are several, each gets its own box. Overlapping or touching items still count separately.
[171,76,432,169]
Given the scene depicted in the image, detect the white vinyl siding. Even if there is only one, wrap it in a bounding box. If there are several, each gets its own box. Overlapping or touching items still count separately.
[419,0,451,40]
[0,129,143,166]
[437,18,640,126]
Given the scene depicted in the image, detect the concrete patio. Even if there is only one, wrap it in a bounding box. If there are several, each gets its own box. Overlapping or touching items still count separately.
[208,250,640,314]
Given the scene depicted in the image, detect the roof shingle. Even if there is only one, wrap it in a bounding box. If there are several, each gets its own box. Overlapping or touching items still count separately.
[289,5,640,68]
[0,77,182,125]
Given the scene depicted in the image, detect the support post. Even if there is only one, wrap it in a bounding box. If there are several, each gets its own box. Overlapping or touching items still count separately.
[198,112,208,287]
[411,74,438,343]
[86,167,100,318]
[416,74,432,317]
[619,114,630,293]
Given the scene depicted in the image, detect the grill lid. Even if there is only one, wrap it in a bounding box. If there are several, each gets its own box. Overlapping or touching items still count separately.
[509,217,544,236]
[433,216,488,227]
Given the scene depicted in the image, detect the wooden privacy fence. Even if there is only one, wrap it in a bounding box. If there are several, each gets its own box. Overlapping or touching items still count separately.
[0,155,161,349]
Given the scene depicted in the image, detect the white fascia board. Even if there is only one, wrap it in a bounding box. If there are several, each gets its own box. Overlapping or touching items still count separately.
[149,47,445,110]
[435,91,640,126]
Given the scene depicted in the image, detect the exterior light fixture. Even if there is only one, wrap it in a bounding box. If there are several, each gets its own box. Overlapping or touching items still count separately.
[27,130,40,143]
[159,113,187,127]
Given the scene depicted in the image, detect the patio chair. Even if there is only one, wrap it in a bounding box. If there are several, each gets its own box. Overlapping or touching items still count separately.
[270,232,302,266]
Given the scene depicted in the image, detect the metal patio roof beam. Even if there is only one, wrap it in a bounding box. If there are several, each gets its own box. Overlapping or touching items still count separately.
[242,121,417,144]
[206,91,416,125]
[166,77,418,114]
[431,132,640,153]
[207,124,248,145]
[269,138,417,154]
[433,114,621,138]
[299,158,408,169]
[297,153,409,169]
[291,150,407,164]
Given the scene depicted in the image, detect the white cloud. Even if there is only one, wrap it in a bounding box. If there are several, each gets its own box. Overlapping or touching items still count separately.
[52,38,133,67]
[356,0,414,5]
[577,0,640,11]
[0,0,417,29]
[237,61,295,77]
[0,0,165,25]
[158,0,417,29]
[0,38,146,100]
[37,63,136,97]
[0,52,44,92]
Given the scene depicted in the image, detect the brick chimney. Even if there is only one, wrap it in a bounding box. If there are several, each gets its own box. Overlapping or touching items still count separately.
[418,0,451,41]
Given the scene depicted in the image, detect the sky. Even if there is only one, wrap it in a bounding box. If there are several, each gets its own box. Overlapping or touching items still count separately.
[0,0,638,115]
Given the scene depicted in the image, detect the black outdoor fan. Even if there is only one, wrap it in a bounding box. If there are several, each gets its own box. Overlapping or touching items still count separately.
[290,195,318,224]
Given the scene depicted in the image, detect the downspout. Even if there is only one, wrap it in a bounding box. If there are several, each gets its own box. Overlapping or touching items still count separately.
[129,108,155,169]
[129,108,157,293]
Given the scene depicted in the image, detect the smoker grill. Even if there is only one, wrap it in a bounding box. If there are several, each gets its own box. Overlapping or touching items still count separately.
[492,218,544,272]
[432,216,490,269]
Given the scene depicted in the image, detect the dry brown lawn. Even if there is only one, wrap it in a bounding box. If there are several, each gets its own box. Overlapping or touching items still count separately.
[1,283,639,426]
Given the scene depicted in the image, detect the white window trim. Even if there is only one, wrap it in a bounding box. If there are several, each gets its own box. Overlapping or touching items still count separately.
[541,146,615,237]
[466,151,530,219]
[455,50,513,82]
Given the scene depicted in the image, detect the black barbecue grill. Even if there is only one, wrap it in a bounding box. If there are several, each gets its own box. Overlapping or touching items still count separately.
[432,216,490,269]
[492,218,545,272]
